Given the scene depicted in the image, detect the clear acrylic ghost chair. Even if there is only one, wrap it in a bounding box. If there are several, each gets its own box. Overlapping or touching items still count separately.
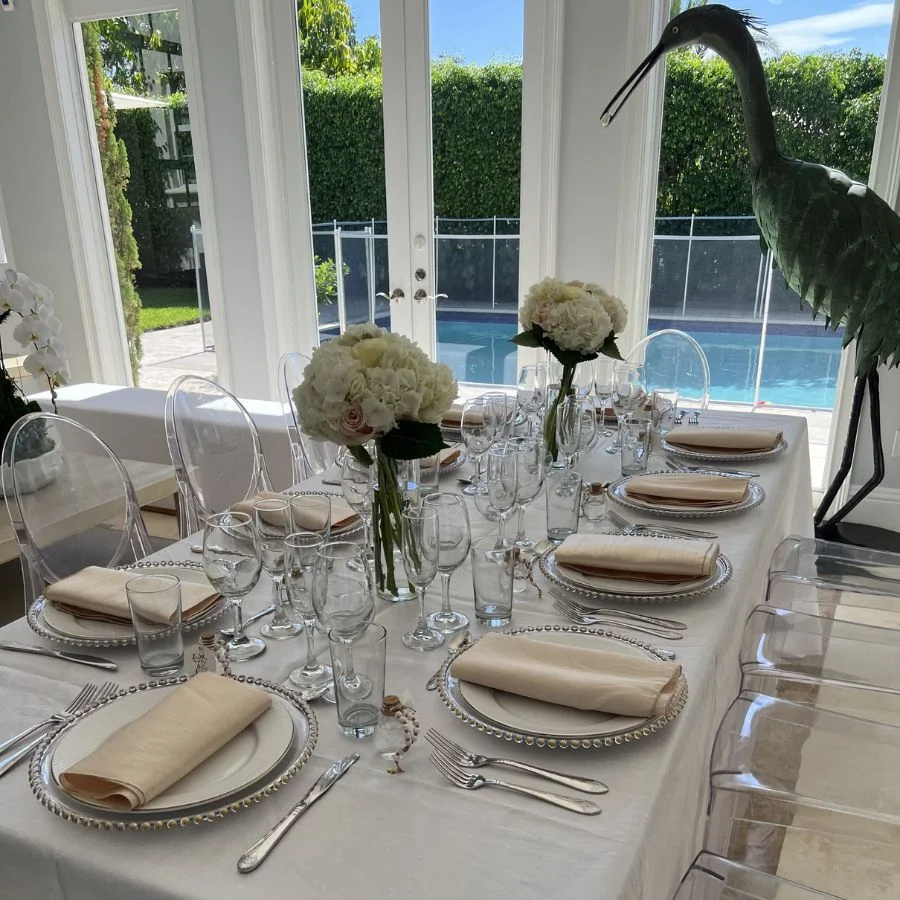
[740,605,900,723]
[627,328,711,413]
[672,851,841,899]
[165,374,272,535]
[2,412,153,610]
[278,350,341,481]
[706,692,900,897]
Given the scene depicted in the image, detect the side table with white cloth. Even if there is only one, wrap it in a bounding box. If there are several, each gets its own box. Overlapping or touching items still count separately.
[0,411,812,900]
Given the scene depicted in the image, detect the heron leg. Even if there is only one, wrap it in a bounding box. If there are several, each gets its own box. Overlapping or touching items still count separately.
[815,370,884,537]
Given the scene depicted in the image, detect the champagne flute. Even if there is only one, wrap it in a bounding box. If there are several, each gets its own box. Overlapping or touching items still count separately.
[284,533,332,700]
[517,363,548,435]
[202,511,265,661]
[484,391,517,439]
[401,506,443,651]
[573,359,595,401]
[607,362,646,454]
[423,493,471,634]
[593,358,615,438]
[460,398,493,495]
[486,441,518,544]
[254,497,303,639]
[555,396,585,469]
[340,455,373,554]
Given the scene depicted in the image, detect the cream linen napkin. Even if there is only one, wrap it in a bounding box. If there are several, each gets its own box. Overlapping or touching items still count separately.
[59,673,271,810]
[665,426,782,453]
[231,491,357,531]
[420,446,462,468]
[554,533,719,584]
[451,633,682,717]
[623,473,749,508]
[441,402,481,426]
[45,566,219,625]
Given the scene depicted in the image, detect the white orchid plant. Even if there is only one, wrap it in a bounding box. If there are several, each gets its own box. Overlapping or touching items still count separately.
[0,268,69,460]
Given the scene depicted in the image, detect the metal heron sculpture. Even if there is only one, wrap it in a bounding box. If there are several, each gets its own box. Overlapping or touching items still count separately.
[601,4,900,541]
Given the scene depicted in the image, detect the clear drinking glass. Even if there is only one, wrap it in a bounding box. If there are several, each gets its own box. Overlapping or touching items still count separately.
[288,492,332,538]
[284,533,332,700]
[460,397,494,496]
[202,511,265,661]
[606,362,646,454]
[471,535,515,627]
[329,623,386,739]
[546,469,583,543]
[126,574,184,677]
[593,358,615,438]
[517,363,548,435]
[651,389,679,436]
[620,409,652,476]
[423,492,471,634]
[485,441,518,543]
[400,506,443,651]
[555,395,585,468]
[483,391,516,439]
[254,497,302,639]
[507,438,548,551]
[572,359,595,401]
[340,454,374,551]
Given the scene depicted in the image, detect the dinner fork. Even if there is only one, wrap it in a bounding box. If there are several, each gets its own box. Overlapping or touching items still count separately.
[429,752,601,815]
[688,411,701,425]
[674,410,686,426]
[606,508,718,540]
[426,729,608,794]
[0,681,119,777]
[548,589,686,629]
[552,599,684,641]
[666,459,760,479]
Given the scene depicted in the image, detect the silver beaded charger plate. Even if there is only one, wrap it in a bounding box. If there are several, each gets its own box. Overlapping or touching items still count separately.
[30,676,318,830]
[607,471,766,519]
[436,624,687,749]
[662,427,788,463]
[284,489,365,540]
[537,536,731,603]
[28,561,229,649]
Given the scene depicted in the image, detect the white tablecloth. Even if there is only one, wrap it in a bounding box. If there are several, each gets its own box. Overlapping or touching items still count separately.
[0,411,812,900]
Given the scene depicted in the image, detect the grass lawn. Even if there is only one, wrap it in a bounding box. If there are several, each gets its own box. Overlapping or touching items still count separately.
[139,286,207,331]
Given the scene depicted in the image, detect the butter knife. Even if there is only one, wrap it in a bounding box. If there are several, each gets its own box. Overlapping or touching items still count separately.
[0,642,118,671]
[238,754,359,873]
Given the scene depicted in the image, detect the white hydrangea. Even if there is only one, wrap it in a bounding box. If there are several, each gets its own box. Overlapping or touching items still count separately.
[294,324,458,447]
[583,282,628,335]
[545,296,614,352]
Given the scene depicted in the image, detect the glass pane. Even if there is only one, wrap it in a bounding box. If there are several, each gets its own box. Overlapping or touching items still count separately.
[430,0,523,385]
[650,5,894,489]
[77,12,215,389]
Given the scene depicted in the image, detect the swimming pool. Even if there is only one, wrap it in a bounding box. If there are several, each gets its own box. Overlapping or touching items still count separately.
[435,312,845,409]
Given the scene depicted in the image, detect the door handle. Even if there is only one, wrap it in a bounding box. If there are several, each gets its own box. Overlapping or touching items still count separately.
[413,290,448,303]
[375,288,405,303]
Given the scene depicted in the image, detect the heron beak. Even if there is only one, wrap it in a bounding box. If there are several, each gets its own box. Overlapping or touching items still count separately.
[600,43,665,127]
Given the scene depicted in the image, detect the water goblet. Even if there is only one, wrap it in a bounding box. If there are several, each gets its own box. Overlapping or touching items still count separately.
[606,362,646,454]
[508,438,549,552]
[460,398,494,495]
[400,506,443,651]
[340,454,373,552]
[485,441,518,543]
[517,363,548,435]
[423,492,471,634]
[573,359,595,401]
[288,492,332,540]
[254,497,303,639]
[202,511,265,661]
[483,391,517,438]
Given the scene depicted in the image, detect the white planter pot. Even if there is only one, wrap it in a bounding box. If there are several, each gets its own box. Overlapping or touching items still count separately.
[1,443,63,497]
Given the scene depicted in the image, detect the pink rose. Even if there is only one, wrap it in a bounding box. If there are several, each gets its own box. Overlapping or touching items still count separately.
[339,404,372,440]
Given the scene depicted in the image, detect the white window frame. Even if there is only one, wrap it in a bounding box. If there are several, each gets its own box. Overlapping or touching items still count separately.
[0,182,11,266]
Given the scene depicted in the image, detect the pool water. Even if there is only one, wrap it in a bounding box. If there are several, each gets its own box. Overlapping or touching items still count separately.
[435,313,844,409]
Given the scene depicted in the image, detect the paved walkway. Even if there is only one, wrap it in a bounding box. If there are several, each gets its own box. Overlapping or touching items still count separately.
[138,322,218,391]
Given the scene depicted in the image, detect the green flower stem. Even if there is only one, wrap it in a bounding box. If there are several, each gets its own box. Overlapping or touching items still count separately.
[374,444,403,596]
[544,364,575,462]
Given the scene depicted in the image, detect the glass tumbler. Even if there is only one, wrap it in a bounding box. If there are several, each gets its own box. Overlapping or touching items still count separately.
[328,622,386,739]
[620,410,652,476]
[126,574,184,677]
[471,535,515,627]
[545,469,583,543]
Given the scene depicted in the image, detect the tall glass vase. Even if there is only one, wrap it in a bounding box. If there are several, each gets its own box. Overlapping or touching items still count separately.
[370,440,419,602]
[543,363,575,464]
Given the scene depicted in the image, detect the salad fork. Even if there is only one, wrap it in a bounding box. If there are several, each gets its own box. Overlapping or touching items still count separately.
[549,589,685,629]
[426,729,608,794]
[606,508,718,540]
[666,459,760,479]
[688,411,702,425]
[429,751,601,815]
[552,598,683,641]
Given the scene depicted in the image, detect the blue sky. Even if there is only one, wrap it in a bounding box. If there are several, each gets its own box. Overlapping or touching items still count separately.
[348,1,893,62]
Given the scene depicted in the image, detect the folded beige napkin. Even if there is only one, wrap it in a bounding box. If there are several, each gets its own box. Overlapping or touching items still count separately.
[59,673,271,810]
[623,473,749,508]
[452,633,682,717]
[666,426,782,453]
[420,446,462,468]
[232,490,357,531]
[555,533,719,584]
[442,403,482,426]
[45,566,219,625]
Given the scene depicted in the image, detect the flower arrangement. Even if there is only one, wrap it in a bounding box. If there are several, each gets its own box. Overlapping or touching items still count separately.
[512,278,627,460]
[0,269,69,461]
[295,323,457,595]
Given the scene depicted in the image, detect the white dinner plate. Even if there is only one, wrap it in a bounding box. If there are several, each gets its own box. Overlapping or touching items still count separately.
[608,472,766,519]
[662,427,788,463]
[50,685,295,813]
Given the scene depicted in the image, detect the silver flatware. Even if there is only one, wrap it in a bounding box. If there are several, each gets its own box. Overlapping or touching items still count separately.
[606,508,718,540]
[0,642,118,671]
[548,590,686,629]
[238,754,359,873]
[426,629,472,691]
[426,729,608,794]
[688,411,701,425]
[552,599,683,641]
[218,604,277,638]
[321,479,342,487]
[430,751,601,815]
[674,410,686,425]
[666,459,760,479]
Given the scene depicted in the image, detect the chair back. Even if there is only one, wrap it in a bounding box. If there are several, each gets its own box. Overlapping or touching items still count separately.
[1,412,152,608]
[627,328,711,411]
[165,375,271,534]
[769,535,900,591]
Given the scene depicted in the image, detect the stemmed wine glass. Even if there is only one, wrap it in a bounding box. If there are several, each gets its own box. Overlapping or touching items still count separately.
[400,506,443,651]
[517,364,548,435]
[485,441,518,544]
[606,362,646,454]
[507,437,549,551]
[253,497,303,639]
[340,455,373,554]
[484,391,517,439]
[284,533,332,700]
[460,398,495,496]
[202,511,265,661]
[423,493,471,634]
[312,541,373,696]
[573,360,595,401]
[556,396,588,469]
[593,358,615,438]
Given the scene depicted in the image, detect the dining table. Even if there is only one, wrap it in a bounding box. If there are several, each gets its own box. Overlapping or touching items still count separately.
[0,409,813,900]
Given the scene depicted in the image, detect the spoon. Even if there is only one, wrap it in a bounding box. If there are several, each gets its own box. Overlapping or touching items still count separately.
[426,629,472,691]
[533,539,554,556]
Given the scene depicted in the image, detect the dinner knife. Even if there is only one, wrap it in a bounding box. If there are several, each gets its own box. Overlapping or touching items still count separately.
[238,754,359,873]
[0,642,118,671]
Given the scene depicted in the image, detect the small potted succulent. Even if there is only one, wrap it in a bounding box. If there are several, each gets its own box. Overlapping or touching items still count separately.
[0,269,69,495]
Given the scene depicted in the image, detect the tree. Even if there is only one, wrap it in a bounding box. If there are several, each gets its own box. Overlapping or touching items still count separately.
[82,22,143,381]
[297,0,381,74]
